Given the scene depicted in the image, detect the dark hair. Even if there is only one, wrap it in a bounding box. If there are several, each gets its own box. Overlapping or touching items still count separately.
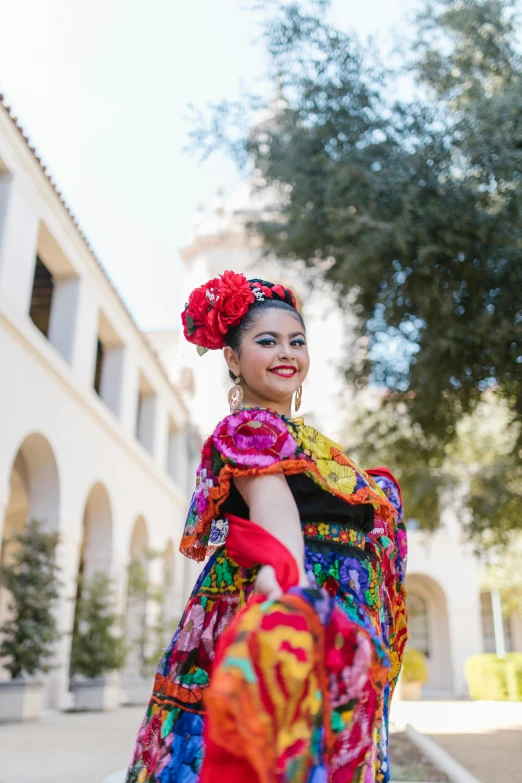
[225,298,305,380]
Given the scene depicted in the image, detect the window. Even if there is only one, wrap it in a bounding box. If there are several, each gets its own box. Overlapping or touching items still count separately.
[166,421,183,482]
[94,311,125,417]
[93,340,104,396]
[29,256,54,337]
[480,592,512,653]
[136,373,156,454]
[407,592,430,656]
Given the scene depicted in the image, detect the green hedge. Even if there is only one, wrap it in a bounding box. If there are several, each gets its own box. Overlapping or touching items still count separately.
[465,653,522,701]
[402,648,428,683]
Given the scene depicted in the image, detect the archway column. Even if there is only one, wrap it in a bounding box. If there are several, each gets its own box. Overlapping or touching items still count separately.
[445,586,483,697]
[46,523,83,709]
[123,517,150,684]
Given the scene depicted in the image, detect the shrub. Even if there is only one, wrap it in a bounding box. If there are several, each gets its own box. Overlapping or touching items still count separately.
[0,520,61,679]
[70,571,127,679]
[402,648,428,684]
[466,653,522,701]
[125,552,174,678]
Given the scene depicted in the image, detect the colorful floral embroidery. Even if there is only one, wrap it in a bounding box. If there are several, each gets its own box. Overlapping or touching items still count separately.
[316,456,357,495]
[127,411,407,783]
[181,407,395,562]
[213,407,297,467]
[296,424,334,459]
[302,521,366,550]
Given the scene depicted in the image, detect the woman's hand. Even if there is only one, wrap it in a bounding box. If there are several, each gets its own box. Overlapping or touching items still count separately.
[254,565,283,600]
[254,564,310,600]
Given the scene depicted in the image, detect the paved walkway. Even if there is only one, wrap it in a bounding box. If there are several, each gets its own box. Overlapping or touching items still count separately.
[0,706,144,783]
[391,700,522,783]
[0,700,520,783]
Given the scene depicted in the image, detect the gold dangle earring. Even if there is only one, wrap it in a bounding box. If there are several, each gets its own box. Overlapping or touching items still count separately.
[228,376,244,412]
[294,385,303,413]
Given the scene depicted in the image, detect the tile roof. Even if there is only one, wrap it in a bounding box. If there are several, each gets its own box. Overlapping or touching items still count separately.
[0,94,186,413]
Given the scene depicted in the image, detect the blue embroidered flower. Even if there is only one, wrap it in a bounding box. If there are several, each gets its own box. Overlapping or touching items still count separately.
[158,712,204,783]
[339,556,370,597]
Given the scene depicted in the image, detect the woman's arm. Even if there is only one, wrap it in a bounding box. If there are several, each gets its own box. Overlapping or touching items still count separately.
[234,473,308,597]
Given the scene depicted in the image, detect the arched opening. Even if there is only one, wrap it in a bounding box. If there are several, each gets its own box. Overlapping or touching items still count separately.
[78,483,113,580]
[124,516,150,679]
[0,434,60,679]
[406,573,452,694]
[69,482,115,682]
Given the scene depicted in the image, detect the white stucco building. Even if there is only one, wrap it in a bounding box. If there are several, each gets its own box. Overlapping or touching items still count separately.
[0,98,198,710]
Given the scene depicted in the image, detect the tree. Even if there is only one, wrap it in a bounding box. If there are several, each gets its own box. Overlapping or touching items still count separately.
[70,572,127,679]
[346,391,521,547]
[192,0,522,449]
[126,551,176,678]
[0,520,61,680]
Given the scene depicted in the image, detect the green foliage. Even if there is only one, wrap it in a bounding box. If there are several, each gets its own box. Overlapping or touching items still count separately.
[346,392,521,545]
[0,520,61,680]
[466,652,522,700]
[70,571,126,679]
[126,551,175,678]
[402,648,429,683]
[192,0,522,469]
[344,399,447,533]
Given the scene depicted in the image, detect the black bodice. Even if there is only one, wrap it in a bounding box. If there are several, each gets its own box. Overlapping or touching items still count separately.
[221,473,374,533]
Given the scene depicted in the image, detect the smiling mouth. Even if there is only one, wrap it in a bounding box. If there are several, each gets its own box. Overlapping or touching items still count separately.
[268,367,297,377]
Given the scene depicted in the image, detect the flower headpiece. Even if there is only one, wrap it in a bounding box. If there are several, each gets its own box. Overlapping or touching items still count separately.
[181,270,298,354]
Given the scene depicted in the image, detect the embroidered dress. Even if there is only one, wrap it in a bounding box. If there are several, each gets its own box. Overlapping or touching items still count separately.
[126,408,407,783]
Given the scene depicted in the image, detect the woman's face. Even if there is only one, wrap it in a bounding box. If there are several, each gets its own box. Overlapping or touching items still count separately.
[224,308,309,415]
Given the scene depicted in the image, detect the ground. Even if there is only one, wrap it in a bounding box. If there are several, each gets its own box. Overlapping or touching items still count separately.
[389,730,450,782]
[392,699,522,783]
[0,706,144,783]
[0,700,521,783]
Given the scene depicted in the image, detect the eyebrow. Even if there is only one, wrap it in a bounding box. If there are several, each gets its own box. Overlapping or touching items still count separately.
[253,331,306,339]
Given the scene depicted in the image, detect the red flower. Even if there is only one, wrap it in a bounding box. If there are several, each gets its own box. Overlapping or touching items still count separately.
[214,271,255,333]
[181,271,254,350]
[181,308,225,350]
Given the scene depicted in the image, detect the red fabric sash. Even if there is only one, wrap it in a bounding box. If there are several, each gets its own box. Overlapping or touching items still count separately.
[224,512,300,593]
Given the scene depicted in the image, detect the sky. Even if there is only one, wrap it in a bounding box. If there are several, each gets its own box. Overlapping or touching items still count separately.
[0,0,414,331]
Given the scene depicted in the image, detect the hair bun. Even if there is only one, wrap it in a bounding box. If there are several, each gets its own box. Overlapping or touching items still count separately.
[181,271,297,354]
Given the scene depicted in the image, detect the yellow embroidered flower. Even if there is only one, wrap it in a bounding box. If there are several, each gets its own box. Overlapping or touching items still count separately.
[317,523,330,536]
[316,458,357,495]
[296,424,333,460]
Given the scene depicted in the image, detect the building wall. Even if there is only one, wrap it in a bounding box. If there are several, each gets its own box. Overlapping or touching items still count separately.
[0,103,194,708]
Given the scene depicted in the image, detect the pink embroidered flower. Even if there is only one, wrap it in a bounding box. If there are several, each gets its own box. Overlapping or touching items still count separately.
[214,409,297,468]
[177,603,206,652]
[196,489,209,516]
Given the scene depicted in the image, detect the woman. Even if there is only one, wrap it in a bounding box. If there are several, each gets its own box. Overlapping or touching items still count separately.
[126,271,407,783]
